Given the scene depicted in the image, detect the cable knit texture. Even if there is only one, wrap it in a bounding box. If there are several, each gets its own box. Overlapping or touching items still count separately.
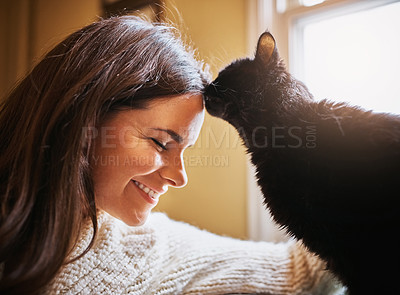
[46,211,344,294]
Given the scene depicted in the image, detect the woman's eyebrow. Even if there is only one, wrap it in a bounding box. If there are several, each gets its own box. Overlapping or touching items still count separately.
[150,128,183,144]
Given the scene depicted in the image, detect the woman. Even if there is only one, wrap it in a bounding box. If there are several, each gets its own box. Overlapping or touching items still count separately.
[0,16,341,294]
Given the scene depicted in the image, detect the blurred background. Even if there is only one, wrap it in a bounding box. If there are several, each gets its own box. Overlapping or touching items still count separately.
[1,0,399,241]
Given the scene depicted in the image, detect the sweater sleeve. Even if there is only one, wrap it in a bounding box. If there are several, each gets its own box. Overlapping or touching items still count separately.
[47,211,345,295]
[148,213,344,295]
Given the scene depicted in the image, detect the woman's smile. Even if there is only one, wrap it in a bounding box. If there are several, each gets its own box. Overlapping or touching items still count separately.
[132,179,163,204]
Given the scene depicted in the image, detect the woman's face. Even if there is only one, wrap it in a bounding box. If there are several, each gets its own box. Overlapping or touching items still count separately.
[92,94,205,226]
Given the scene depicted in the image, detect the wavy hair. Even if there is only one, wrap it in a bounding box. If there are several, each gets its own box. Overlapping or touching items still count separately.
[0,15,208,294]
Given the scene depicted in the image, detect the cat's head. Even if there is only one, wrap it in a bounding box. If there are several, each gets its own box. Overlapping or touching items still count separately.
[205,32,287,129]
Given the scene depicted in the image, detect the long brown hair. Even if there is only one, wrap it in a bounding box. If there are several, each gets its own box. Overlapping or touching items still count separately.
[0,15,208,294]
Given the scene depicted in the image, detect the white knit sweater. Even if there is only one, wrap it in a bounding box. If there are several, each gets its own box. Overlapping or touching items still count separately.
[46,211,344,294]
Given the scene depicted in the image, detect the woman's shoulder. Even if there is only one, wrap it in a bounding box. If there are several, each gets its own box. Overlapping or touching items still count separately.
[46,212,167,294]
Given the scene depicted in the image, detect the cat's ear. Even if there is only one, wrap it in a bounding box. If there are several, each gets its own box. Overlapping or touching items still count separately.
[255,32,276,65]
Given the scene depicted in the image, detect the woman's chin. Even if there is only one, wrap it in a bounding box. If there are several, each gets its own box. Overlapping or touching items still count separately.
[101,208,151,227]
[121,210,151,227]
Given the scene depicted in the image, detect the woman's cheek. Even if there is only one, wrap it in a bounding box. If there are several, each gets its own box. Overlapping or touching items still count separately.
[152,152,163,168]
[128,150,164,174]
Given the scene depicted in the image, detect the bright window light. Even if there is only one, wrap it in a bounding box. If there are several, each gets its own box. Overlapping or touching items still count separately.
[299,2,400,114]
[301,0,325,7]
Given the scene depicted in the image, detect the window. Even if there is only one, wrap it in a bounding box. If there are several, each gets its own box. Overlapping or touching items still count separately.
[291,0,400,114]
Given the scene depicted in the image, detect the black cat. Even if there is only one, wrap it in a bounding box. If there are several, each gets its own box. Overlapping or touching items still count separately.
[205,32,400,295]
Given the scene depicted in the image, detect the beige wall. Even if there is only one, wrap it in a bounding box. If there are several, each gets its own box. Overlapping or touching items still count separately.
[0,0,101,99]
[156,0,249,238]
[31,0,101,61]
[0,0,31,99]
[1,0,250,239]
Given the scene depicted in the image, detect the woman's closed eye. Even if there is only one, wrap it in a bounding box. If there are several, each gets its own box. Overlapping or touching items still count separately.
[150,138,167,151]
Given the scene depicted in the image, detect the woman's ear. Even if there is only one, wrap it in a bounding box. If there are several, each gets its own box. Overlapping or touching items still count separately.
[255,32,276,65]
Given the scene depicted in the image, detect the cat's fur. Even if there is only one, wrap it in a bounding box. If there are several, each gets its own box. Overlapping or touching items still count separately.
[205,32,400,295]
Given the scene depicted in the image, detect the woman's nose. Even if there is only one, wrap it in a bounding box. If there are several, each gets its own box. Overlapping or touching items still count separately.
[160,154,188,188]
